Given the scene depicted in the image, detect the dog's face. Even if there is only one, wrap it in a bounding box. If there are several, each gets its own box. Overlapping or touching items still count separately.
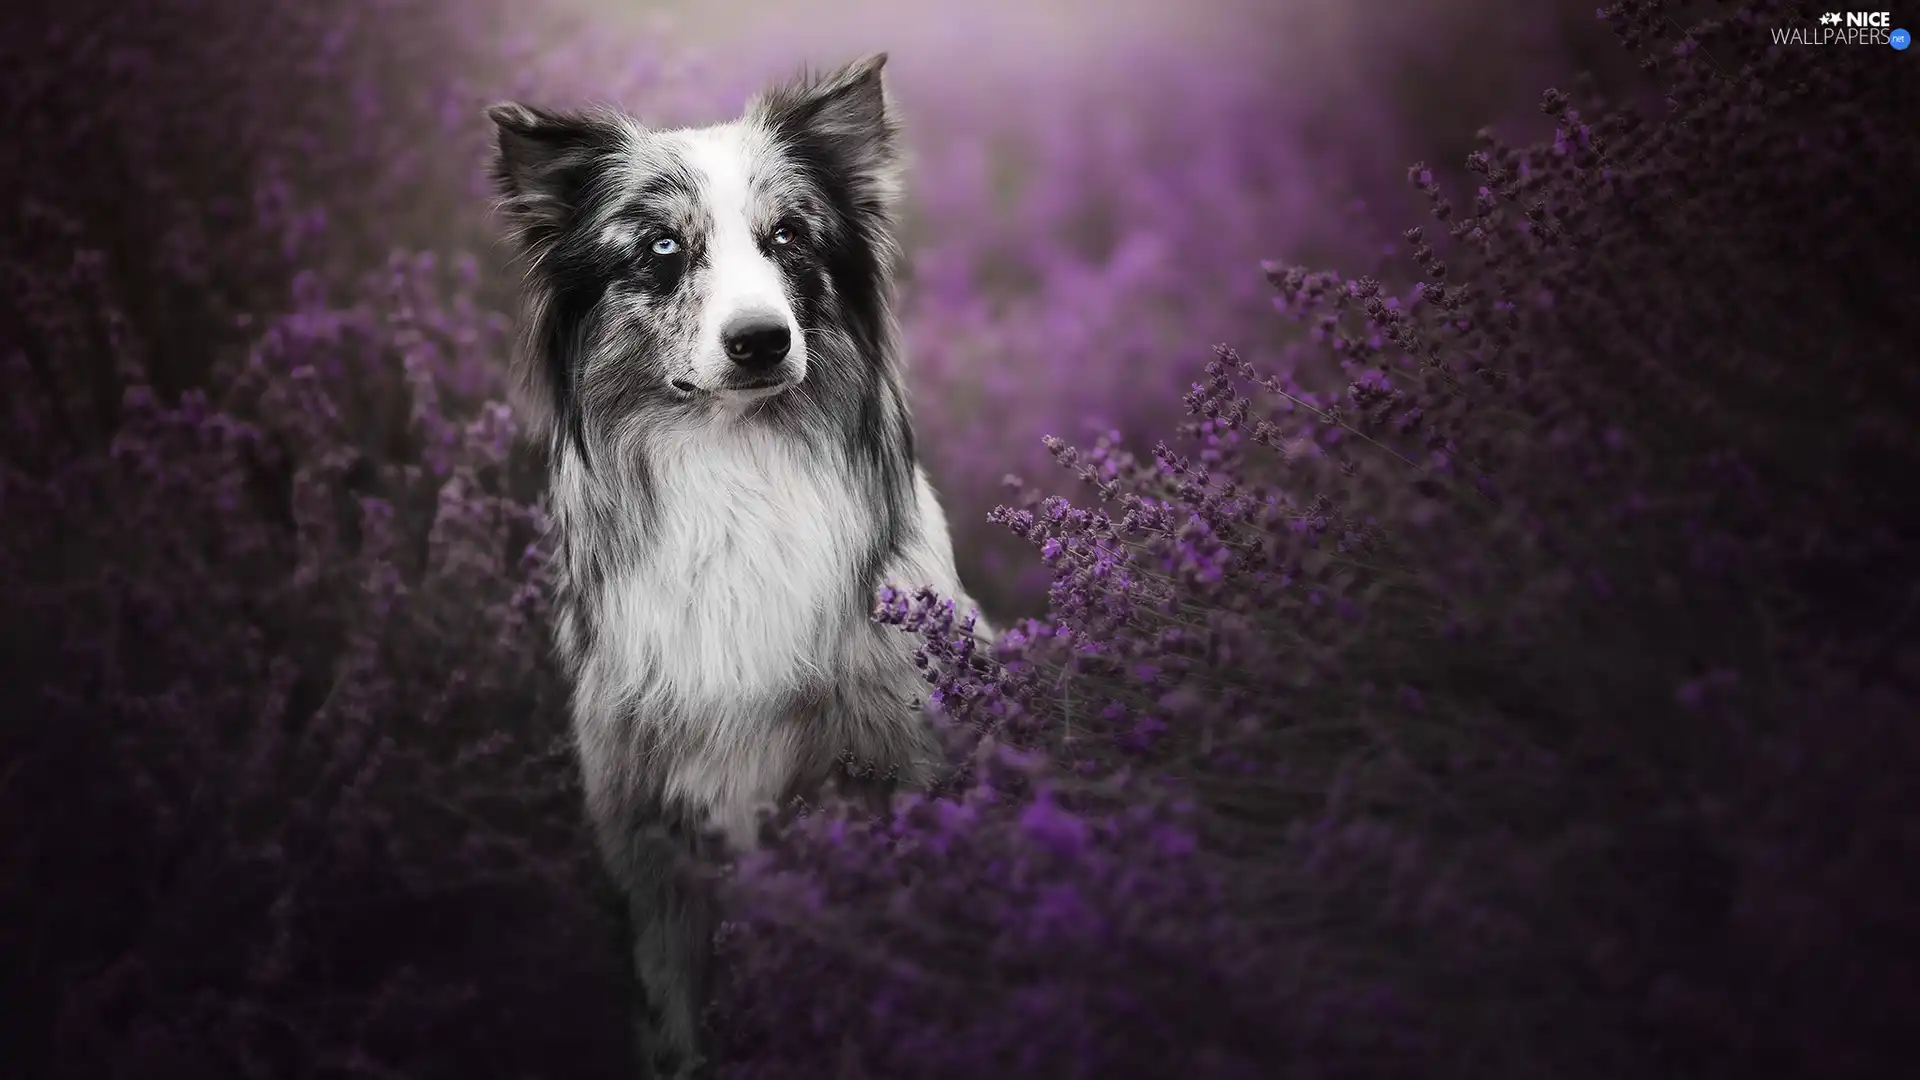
[488,54,902,440]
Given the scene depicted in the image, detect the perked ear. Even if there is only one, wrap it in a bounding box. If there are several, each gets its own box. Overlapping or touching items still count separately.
[485,102,608,249]
[754,53,900,196]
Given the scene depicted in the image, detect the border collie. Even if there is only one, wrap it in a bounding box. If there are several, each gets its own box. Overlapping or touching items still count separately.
[486,54,988,1078]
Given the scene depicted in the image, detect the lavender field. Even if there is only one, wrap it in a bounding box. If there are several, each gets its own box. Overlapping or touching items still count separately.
[3,0,1916,1077]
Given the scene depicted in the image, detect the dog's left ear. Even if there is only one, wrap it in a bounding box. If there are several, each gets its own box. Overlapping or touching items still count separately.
[754,53,900,195]
[486,102,611,252]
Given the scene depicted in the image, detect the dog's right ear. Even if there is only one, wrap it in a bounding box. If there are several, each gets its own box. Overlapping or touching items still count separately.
[486,103,606,248]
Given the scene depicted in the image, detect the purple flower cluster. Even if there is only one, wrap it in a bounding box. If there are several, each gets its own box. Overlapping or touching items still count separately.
[3,0,1915,1078]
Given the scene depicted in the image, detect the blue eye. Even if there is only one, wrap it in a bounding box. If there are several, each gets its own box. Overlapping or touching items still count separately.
[770,224,796,246]
[650,236,680,256]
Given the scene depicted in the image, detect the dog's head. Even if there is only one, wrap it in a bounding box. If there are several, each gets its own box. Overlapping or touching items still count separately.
[488,54,902,444]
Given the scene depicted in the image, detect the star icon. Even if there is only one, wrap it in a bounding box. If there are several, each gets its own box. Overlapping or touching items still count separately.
[1820,11,1840,24]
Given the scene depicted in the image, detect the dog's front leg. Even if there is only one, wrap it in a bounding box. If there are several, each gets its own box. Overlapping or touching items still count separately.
[601,799,718,1080]
[821,667,947,814]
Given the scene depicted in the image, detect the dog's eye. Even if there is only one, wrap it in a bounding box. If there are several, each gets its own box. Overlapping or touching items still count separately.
[769,223,798,246]
[650,236,680,256]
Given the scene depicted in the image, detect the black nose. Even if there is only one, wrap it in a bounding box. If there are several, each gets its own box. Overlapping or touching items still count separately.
[721,313,791,369]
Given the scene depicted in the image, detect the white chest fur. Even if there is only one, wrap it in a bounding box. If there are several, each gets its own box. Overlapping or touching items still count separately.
[612,421,870,703]
[569,419,878,844]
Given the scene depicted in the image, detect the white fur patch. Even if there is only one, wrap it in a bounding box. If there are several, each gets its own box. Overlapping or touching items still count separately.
[670,126,809,390]
[572,417,874,845]
[616,419,869,701]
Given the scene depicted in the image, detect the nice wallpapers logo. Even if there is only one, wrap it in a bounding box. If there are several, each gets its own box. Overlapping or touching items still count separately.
[1771,11,1912,46]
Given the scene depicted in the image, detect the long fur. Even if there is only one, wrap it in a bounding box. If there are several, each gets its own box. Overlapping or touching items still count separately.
[486,54,988,1078]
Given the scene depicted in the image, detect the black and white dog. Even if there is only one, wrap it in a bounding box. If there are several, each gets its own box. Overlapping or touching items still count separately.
[486,54,988,1077]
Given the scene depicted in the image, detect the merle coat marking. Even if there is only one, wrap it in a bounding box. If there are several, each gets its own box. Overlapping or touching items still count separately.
[486,54,988,1078]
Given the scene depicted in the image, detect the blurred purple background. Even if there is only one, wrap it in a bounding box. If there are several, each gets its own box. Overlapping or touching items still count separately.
[11,3,1915,1077]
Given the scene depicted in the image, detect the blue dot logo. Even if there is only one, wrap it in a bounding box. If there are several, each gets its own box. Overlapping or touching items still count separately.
[1894,27,1912,49]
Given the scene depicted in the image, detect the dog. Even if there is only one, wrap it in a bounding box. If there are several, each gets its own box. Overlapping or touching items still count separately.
[486,53,989,1078]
